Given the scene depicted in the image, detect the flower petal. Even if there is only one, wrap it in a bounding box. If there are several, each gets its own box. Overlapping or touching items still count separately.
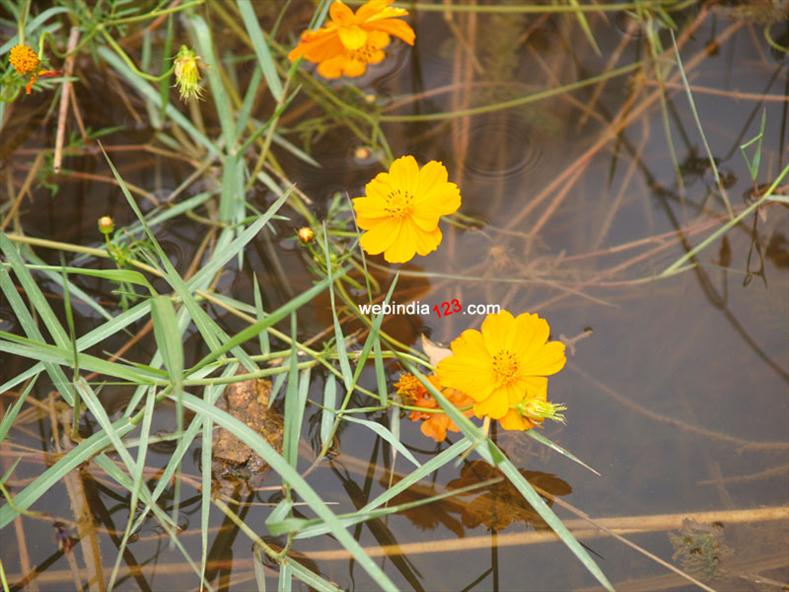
[359,217,401,255]
[412,223,442,256]
[365,19,415,45]
[357,0,408,22]
[416,160,448,196]
[510,313,550,359]
[499,409,534,431]
[480,310,515,353]
[412,182,461,221]
[388,155,420,195]
[329,1,355,25]
[520,341,566,376]
[473,388,509,419]
[382,219,417,263]
[316,55,346,78]
[342,57,367,77]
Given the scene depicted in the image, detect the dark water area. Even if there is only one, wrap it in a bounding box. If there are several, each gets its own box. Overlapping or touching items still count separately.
[1,2,789,591]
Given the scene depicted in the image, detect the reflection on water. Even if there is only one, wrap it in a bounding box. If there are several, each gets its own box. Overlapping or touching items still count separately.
[1,1,789,590]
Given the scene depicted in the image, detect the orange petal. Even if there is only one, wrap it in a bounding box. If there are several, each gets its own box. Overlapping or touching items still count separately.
[366,19,415,45]
[329,1,355,25]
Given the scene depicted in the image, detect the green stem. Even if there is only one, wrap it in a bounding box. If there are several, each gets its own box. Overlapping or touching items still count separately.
[380,62,642,122]
[101,28,174,82]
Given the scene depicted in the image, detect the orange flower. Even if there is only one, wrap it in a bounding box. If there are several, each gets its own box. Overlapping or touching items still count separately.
[8,44,59,94]
[289,0,414,78]
[396,373,473,443]
[9,44,39,74]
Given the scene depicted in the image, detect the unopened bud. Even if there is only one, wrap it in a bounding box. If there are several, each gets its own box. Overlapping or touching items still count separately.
[98,216,114,235]
[297,227,315,244]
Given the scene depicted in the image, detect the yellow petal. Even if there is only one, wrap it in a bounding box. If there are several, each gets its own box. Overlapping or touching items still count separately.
[499,409,532,431]
[510,313,550,359]
[412,223,442,256]
[416,160,448,196]
[388,155,419,195]
[364,173,393,200]
[412,182,461,220]
[449,328,491,361]
[480,310,515,353]
[520,376,548,399]
[352,195,386,216]
[382,219,417,263]
[338,25,367,50]
[519,340,566,376]
[359,217,401,255]
[473,389,509,419]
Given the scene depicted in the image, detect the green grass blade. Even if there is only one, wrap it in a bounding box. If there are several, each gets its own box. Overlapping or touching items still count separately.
[237,0,284,102]
[340,415,420,468]
[321,224,353,390]
[320,375,337,449]
[0,420,136,528]
[0,376,38,442]
[177,392,399,591]
[526,431,601,476]
[0,269,76,405]
[405,363,614,592]
[190,14,236,147]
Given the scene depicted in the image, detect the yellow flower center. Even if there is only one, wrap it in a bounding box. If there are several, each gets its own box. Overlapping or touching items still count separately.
[491,350,519,384]
[9,44,40,75]
[349,42,379,64]
[384,188,414,219]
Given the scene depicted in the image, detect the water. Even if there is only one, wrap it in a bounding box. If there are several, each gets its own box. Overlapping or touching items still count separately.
[1,2,788,590]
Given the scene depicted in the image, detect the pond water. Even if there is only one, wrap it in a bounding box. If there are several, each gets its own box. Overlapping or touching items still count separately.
[1,2,788,591]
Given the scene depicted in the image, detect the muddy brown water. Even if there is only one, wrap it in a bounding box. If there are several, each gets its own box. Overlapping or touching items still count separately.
[1,3,788,591]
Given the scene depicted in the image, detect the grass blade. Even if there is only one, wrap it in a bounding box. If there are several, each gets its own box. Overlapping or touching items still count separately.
[237,0,284,102]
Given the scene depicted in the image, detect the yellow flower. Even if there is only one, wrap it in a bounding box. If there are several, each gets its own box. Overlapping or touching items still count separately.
[9,44,39,75]
[353,155,461,263]
[288,0,414,77]
[173,45,204,101]
[316,30,390,79]
[436,311,566,420]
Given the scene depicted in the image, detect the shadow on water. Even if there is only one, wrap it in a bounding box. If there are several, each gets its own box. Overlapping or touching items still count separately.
[1,1,788,590]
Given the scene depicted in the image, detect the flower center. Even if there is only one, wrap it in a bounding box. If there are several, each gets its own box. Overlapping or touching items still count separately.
[491,350,519,384]
[384,188,414,218]
[349,42,378,64]
[9,45,40,75]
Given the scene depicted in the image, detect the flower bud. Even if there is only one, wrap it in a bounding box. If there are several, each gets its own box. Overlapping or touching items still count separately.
[173,45,204,101]
[297,226,315,245]
[98,216,115,235]
[517,399,567,424]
